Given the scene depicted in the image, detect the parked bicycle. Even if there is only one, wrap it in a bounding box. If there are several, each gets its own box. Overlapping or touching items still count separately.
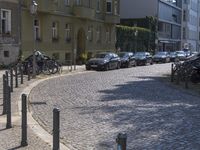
[8,51,62,76]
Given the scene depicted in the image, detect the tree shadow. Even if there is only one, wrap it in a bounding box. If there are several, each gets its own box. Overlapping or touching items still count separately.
[74,76,200,149]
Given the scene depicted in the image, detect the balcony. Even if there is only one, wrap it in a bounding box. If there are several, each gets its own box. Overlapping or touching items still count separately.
[21,0,53,13]
[73,6,95,19]
[105,14,120,24]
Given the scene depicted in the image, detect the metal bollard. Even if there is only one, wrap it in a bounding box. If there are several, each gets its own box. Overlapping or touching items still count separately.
[116,133,127,150]
[21,94,28,146]
[15,66,18,88]
[53,108,60,150]
[2,74,7,114]
[176,68,180,85]
[185,74,189,89]
[171,64,174,82]
[6,86,12,129]
[10,68,13,92]
[20,64,23,84]
[5,71,9,86]
[27,67,30,81]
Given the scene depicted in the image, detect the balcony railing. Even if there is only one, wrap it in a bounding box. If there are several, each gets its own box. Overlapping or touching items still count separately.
[21,0,53,12]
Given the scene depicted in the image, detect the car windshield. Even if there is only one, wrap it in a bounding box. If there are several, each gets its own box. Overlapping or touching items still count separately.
[156,52,167,56]
[170,52,176,56]
[95,53,109,58]
[135,52,146,57]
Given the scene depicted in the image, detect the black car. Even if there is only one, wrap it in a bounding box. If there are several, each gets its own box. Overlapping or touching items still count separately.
[153,51,170,63]
[169,52,179,62]
[176,51,187,61]
[118,52,136,68]
[134,52,153,65]
[85,52,121,71]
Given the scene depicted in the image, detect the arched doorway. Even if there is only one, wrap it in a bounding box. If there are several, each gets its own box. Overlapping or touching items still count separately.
[77,28,86,64]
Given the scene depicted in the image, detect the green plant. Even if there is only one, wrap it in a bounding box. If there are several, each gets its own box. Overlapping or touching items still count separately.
[79,52,88,64]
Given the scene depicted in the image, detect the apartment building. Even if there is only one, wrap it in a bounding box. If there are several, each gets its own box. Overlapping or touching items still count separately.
[20,0,120,64]
[120,0,182,52]
[182,0,200,51]
[0,0,20,65]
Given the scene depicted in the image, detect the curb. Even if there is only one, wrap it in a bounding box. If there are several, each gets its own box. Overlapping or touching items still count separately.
[17,69,89,150]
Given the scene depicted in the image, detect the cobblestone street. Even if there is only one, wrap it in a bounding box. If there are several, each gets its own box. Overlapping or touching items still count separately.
[29,63,200,150]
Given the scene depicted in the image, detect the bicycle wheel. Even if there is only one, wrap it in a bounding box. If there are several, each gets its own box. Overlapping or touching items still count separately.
[47,60,59,74]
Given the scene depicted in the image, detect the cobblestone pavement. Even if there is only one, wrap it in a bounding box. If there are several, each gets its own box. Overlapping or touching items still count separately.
[30,63,200,150]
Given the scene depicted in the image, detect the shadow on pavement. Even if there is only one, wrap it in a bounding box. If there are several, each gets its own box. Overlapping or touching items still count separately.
[77,76,200,149]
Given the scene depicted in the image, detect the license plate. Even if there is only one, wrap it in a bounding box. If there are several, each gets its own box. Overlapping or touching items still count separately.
[91,65,97,67]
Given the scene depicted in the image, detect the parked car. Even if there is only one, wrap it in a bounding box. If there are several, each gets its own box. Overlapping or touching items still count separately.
[184,50,191,57]
[169,52,179,62]
[85,52,121,71]
[134,52,153,65]
[118,52,136,68]
[153,51,170,63]
[176,51,187,61]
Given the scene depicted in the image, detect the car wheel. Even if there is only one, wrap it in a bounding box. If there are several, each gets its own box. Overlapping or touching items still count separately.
[117,62,121,69]
[86,66,91,70]
[104,63,109,71]
[133,60,137,67]
[127,61,131,68]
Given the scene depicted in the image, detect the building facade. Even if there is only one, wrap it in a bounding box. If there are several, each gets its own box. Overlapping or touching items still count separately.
[182,0,200,52]
[120,0,182,52]
[20,0,120,64]
[0,0,20,65]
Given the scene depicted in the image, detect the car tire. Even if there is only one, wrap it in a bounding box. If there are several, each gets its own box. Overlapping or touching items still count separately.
[117,62,121,69]
[104,63,109,71]
[150,59,153,65]
[127,62,131,68]
[86,66,91,70]
[134,60,137,67]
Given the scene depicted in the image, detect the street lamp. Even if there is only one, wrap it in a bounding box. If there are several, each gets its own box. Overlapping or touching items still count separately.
[30,0,38,78]
[134,30,138,53]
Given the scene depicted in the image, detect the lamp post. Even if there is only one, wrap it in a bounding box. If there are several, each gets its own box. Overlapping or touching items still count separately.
[30,0,38,78]
[134,30,138,53]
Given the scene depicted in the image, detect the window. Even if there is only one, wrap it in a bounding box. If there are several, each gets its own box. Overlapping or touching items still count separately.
[64,0,70,6]
[96,0,100,12]
[65,24,71,42]
[86,0,92,7]
[65,53,71,61]
[88,26,93,41]
[106,0,112,13]
[1,9,11,34]
[34,19,40,40]
[4,51,9,57]
[96,26,101,43]
[52,53,60,60]
[52,22,58,40]
[75,0,81,5]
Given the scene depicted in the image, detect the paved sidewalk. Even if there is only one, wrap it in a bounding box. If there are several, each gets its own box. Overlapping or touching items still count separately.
[0,65,85,150]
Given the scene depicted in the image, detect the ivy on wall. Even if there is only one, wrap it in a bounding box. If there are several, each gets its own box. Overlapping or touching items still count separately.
[117,16,157,54]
